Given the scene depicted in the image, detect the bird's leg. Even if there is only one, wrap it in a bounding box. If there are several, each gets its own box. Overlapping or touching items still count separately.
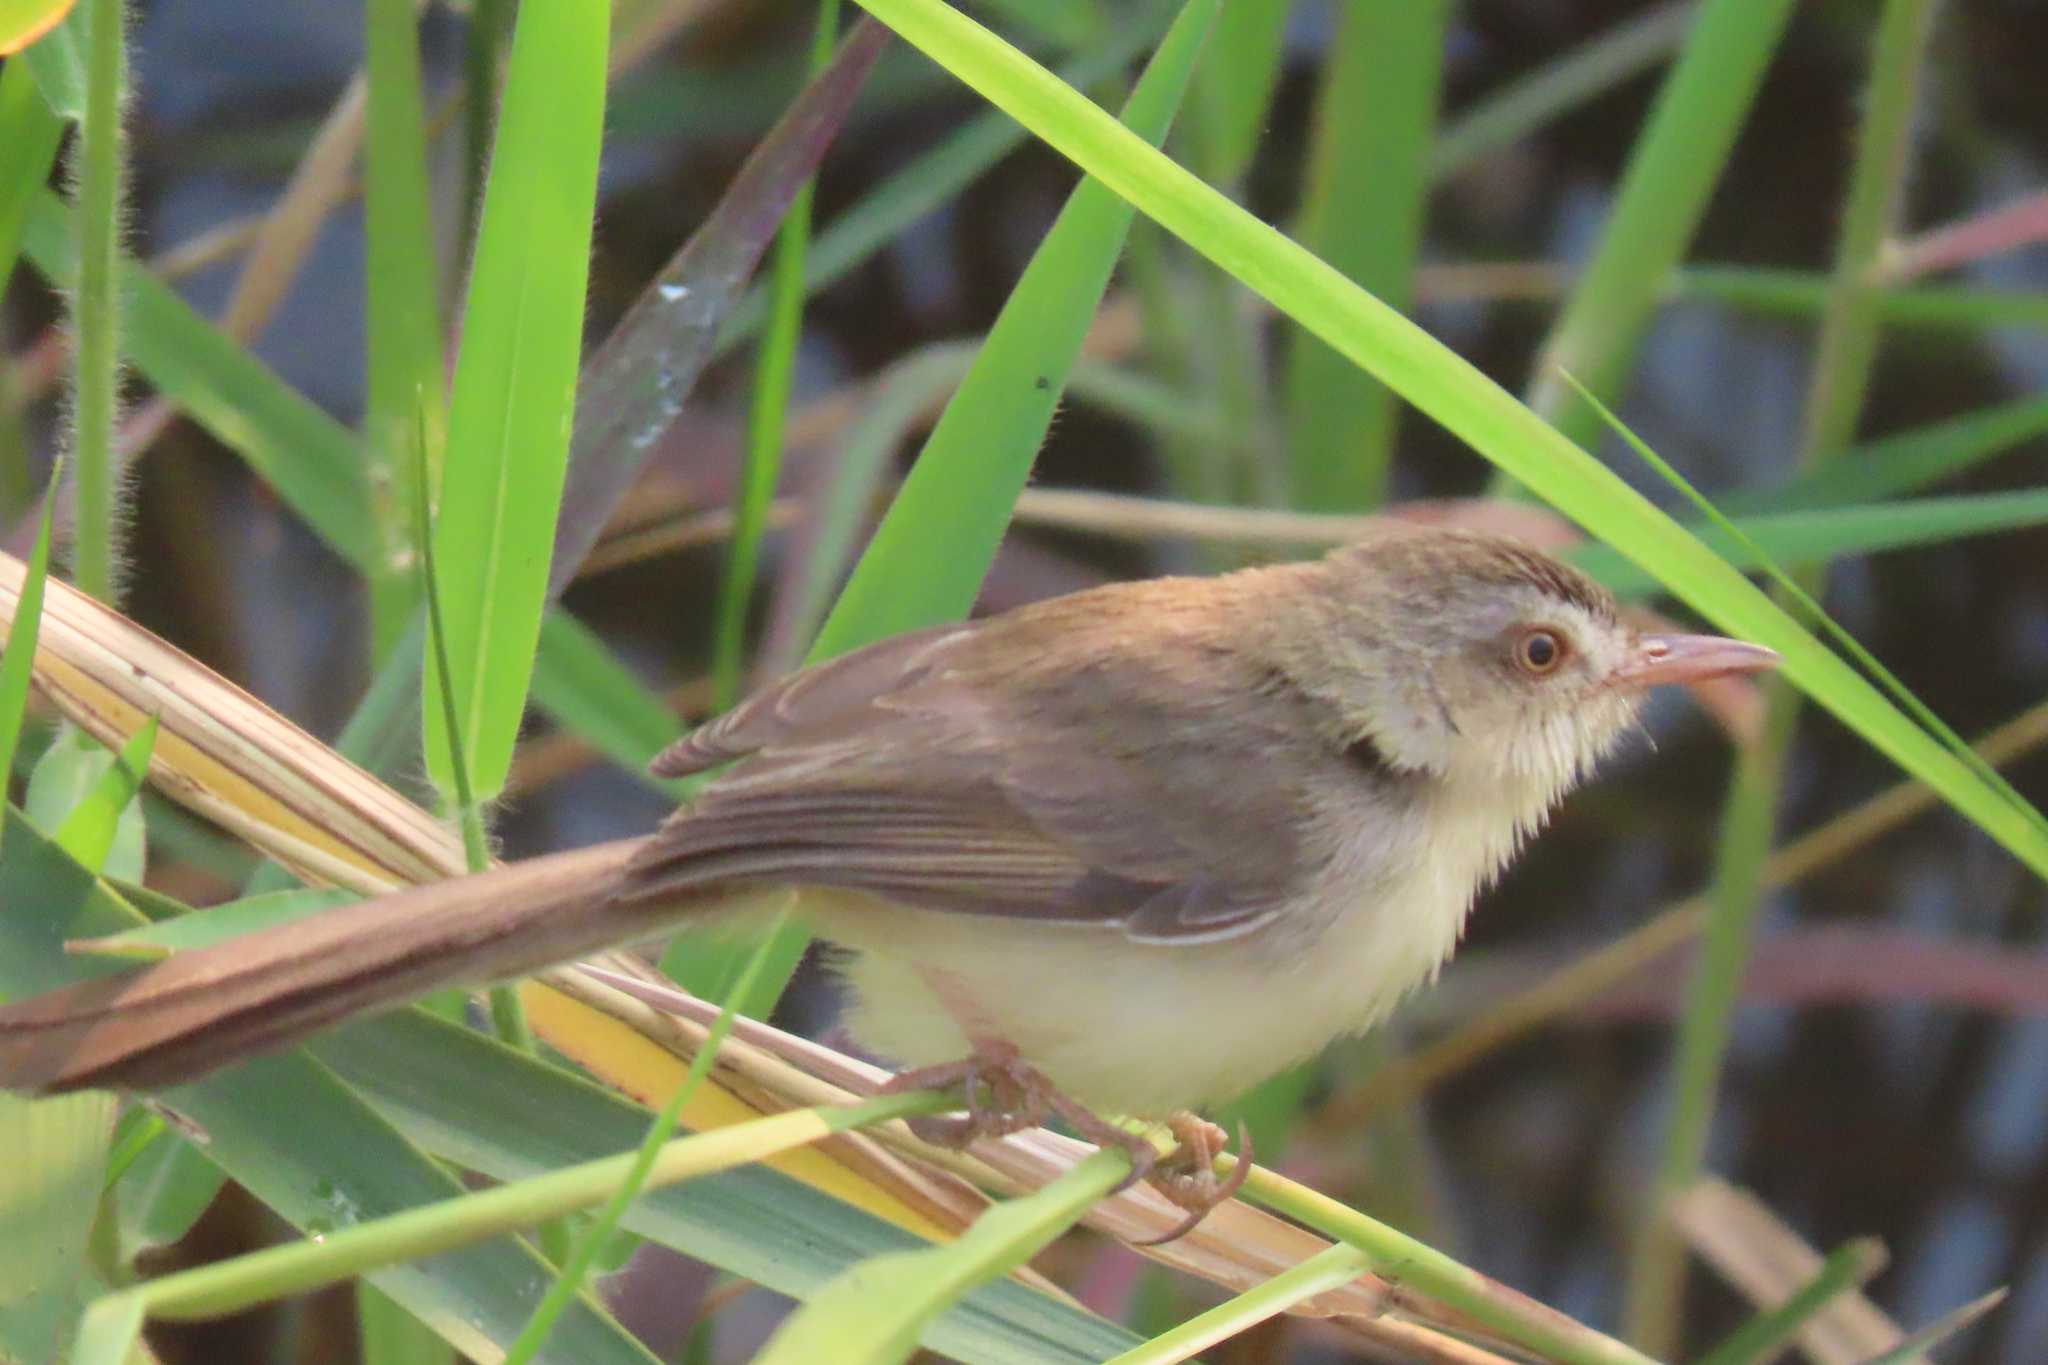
[880,1040,1049,1148]
[881,1049,1250,1243]
[1127,1113,1254,1247]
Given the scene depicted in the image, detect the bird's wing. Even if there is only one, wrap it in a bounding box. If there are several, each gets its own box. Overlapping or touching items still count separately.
[626,613,1335,944]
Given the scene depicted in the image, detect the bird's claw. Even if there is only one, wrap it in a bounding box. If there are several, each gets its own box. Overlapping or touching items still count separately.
[882,1054,1251,1245]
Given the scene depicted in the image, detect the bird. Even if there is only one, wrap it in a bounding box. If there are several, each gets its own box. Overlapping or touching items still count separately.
[0,525,1777,1229]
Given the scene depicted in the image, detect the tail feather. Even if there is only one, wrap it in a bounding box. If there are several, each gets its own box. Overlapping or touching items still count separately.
[0,838,668,1095]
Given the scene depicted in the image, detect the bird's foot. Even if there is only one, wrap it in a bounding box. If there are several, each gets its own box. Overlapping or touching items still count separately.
[883,1044,1064,1148]
[882,1051,1250,1244]
[1127,1113,1254,1246]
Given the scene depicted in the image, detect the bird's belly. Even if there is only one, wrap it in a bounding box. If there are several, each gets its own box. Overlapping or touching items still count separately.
[809,871,1472,1116]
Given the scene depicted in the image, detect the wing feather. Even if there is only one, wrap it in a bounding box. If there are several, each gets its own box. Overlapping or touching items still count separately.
[626,587,1350,942]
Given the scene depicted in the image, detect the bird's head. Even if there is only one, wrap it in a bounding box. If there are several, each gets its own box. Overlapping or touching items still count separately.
[1291,527,1778,797]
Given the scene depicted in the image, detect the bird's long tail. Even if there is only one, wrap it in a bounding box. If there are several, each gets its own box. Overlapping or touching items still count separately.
[0,837,702,1096]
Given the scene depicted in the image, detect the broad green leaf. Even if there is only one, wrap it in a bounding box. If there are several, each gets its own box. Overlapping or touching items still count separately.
[0,1089,113,1305]
[359,1284,457,1365]
[0,814,660,1365]
[422,0,607,801]
[314,1010,1142,1364]
[114,1131,225,1265]
[845,0,2048,885]
[67,1290,143,1365]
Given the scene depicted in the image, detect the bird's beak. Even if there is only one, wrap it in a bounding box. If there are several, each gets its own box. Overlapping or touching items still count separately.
[1617,633,1781,688]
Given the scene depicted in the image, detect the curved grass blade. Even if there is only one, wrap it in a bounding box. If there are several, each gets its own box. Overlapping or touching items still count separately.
[49,713,153,871]
[842,0,2048,884]
[422,0,607,801]
[1103,1242,1373,1365]
[754,1149,1133,1365]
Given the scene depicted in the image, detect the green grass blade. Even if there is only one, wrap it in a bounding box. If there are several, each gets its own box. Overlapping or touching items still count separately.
[363,0,448,663]
[422,0,607,802]
[69,1291,145,1365]
[812,0,1214,657]
[67,0,126,603]
[1518,0,1797,458]
[0,55,64,302]
[50,713,154,872]
[22,189,379,570]
[1736,393,2048,513]
[1693,1237,1886,1365]
[694,0,1216,1019]
[1104,1242,1374,1365]
[1678,264,2048,330]
[842,0,2048,886]
[1628,0,1943,1347]
[1854,1289,2008,1365]
[1431,1,1696,179]
[501,930,791,1364]
[1282,0,1447,510]
[112,1120,223,1265]
[0,460,59,814]
[358,1284,455,1365]
[1184,0,1288,187]
[25,724,144,881]
[112,1091,938,1330]
[711,0,842,709]
[754,1148,1133,1365]
[81,887,358,958]
[1571,488,2048,596]
[0,1088,115,1348]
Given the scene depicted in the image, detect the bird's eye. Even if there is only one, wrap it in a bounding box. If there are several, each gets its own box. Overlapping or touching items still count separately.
[1515,627,1566,675]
